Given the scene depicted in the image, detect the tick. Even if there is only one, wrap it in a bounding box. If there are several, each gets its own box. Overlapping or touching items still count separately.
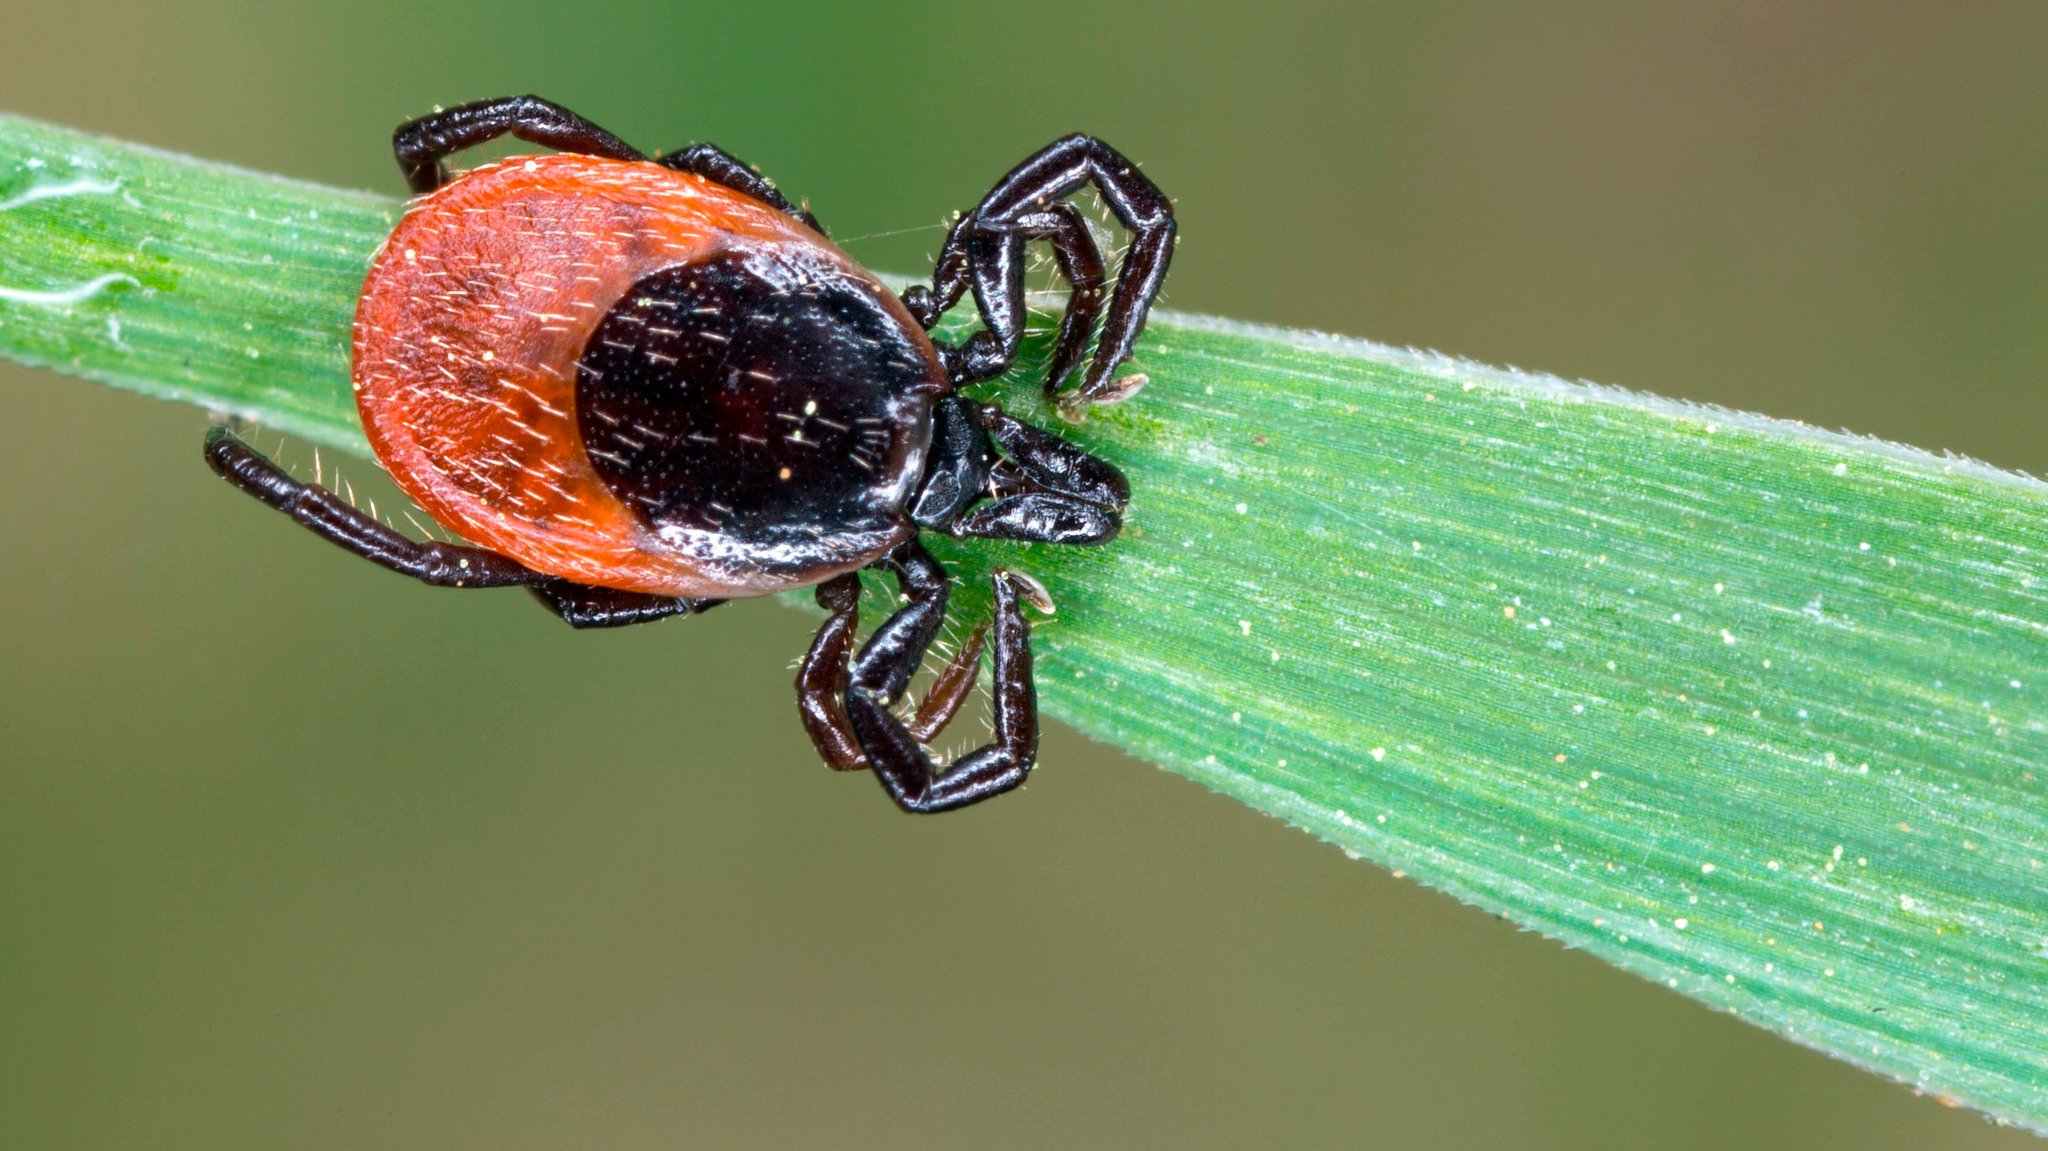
[204,95,1175,813]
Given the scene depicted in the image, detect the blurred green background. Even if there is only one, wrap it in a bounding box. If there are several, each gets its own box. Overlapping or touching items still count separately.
[4,3,2046,1147]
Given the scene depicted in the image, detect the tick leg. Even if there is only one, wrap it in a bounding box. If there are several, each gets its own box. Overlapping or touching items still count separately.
[393,95,646,194]
[944,406,1127,545]
[797,575,869,771]
[906,135,1172,407]
[1026,205,1110,393]
[204,425,536,588]
[903,202,1107,392]
[977,135,1175,406]
[658,142,822,232]
[845,571,1037,814]
[848,540,952,705]
[796,570,989,772]
[907,620,989,743]
[951,493,1120,546]
[529,578,721,629]
[979,405,1129,510]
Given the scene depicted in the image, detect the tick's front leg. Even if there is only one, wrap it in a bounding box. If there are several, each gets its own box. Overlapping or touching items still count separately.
[844,568,1039,815]
[795,568,989,774]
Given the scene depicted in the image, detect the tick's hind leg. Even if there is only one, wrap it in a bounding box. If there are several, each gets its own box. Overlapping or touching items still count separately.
[529,578,722,629]
[394,95,645,194]
[795,571,989,773]
[204,425,536,588]
[658,143,822,232]
[844,569,1037,814]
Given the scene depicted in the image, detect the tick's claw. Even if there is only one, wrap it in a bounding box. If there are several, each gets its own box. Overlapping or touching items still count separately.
[999,569,1057,615]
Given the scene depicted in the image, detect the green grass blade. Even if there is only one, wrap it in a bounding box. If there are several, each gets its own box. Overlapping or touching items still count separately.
[5,111,2046,1129]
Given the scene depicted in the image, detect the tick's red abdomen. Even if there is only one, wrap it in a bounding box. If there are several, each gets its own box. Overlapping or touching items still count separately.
[352,154,936,598]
